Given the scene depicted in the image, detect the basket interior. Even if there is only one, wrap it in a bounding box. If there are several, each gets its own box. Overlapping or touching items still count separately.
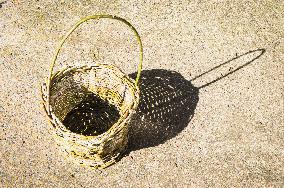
[49,65,137,136]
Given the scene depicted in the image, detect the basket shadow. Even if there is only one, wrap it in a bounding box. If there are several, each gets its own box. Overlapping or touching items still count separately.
[127,69,199,152]
[125,48,266,154]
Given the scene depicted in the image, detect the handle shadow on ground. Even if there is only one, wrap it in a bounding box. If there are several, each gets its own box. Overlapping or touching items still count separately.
[126,48,265,153]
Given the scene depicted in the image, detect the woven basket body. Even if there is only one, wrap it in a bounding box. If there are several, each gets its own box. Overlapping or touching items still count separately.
[41,15,143,169]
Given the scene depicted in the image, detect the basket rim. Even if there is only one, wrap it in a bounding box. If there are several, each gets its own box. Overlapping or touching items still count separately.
[42,63,140,144]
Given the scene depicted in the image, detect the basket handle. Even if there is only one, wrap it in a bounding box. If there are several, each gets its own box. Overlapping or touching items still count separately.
[48,15,143,88]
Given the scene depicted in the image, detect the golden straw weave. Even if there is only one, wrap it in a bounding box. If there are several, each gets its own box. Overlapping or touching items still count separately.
[41,15,143,169]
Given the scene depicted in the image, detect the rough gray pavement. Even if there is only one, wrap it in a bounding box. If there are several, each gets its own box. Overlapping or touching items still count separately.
[0,0,283,187]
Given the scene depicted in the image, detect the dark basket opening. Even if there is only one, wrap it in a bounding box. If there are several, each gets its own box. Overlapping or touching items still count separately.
[62,93,121,136]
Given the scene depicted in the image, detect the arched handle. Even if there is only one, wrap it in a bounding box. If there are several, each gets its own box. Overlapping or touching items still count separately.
[48,15,143,89]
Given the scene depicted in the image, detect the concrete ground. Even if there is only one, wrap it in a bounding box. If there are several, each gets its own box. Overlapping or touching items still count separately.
[0,0,283,187]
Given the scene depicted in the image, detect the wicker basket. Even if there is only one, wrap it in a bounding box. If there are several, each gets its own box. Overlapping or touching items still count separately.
[41,15,143,169]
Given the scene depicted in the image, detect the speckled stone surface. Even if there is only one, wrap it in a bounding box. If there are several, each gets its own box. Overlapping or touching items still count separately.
[0,0,283,187]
